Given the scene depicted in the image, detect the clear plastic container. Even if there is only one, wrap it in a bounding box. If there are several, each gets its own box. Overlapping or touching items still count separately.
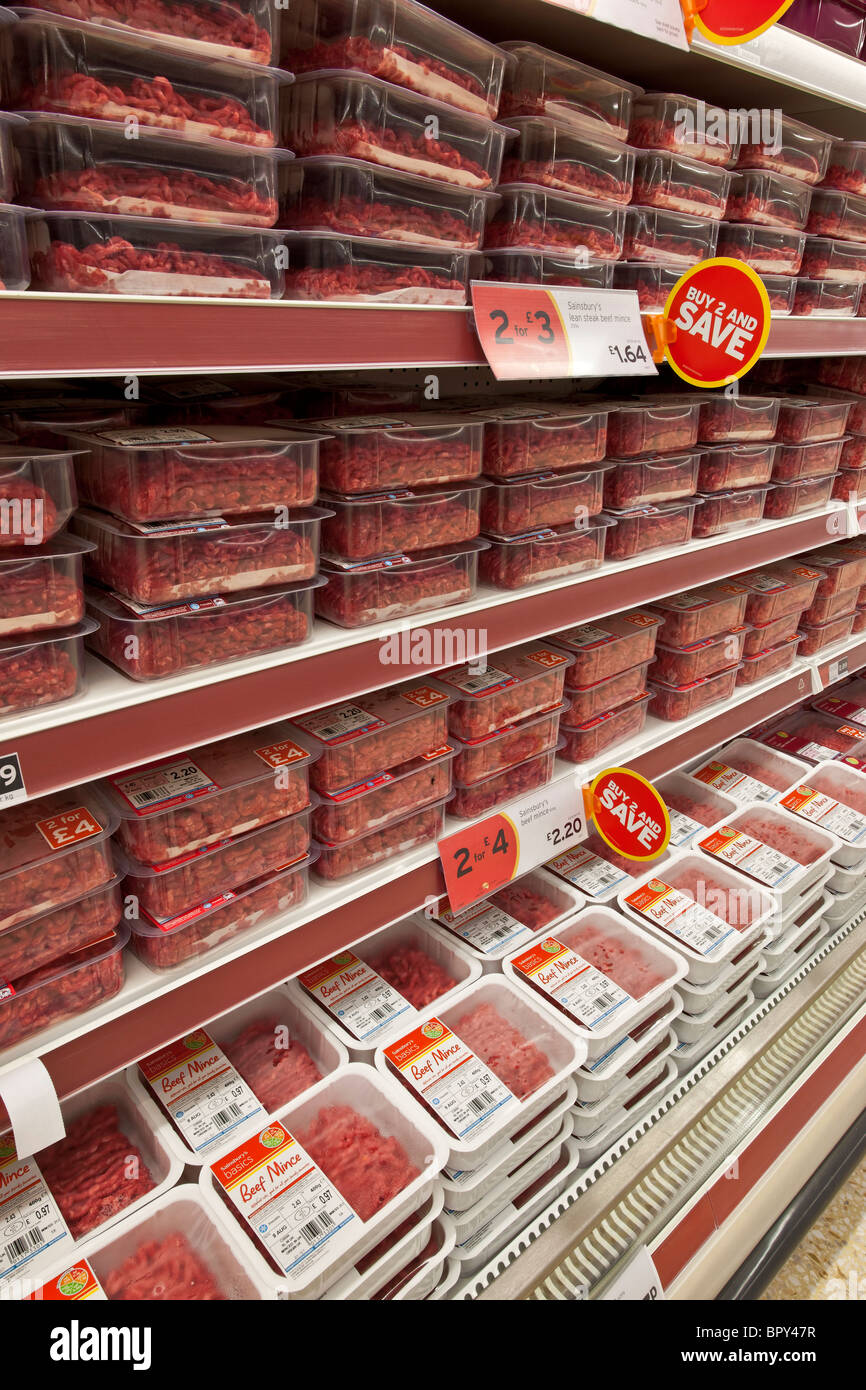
[631,149,731,219]
[282,230,472,303]
[606,398,700,457]
[725,169,812,230]
[801,236,866,285]
[436,642,573,741]
[651,582,748,646]
[25,0,277,66]
[780,760,866,868]
[500,116,635,204]
[716,222,805,274]
[804,586,861,622]
[693,486,771,537]
[73,425,322,520]
[603,451,701,508]
[838,470,866,502]
[805,544,866,596]
[696,803,836,914]
[128,854,314,970]
[0,445,79,547]
[651,629,746,685]
[774,437,848,481]
[0,203,32,290]
[321,483,482,559]
[698,394,781,443]
[602,499,700,561]
[311,746,454,841]
[736,633,803,685]
[478,403,609,478]
[449,745,560,819]
[843,436,866,466]
[11,113,283,226]
[0,113,15,204]
[823,140,866,197]
[622,206,719,265]
[283,71,510,189]
[798,612,857,654]
[72,505,329,604]
[688,736,809,804]
[763,474,835,518]
[559,692,651,764]
[279,0,505,118]
[777,397,852,444]
[554,609,662,685]
[807,188,866,243]
[0,788,118,934]
[28,212,288,298]
[447,702,567,789]
[697,443,777,492]
[0,534,92,636]
[629,92,738,167]
[279,155,498,248]
[313,797,447,879]
[117,808,313,920]
[478,519,611,590]
[736,115,832,185]
[103,723,317,864]
[480,465,607,533]
[809,386,866,435]
[0,617,96,717]
[648,663,741,721]
[308,411,483,493]
[427,869,585,963]
[295,678,452,792]
[498,43,640,141]
[316,539,485,626]
[743,610,800,656]
[612,260,685,311]
[759,710,866,763]
[484,183,625,259]
[0,923,129,1054]
[0,873,121,983]
[817,357,866,393]
[763,274,798,314]
[564,660,651,724]
[794,277,863,316]
[738,563,822,624]
[481,248,615,289]
[5,10,284,146]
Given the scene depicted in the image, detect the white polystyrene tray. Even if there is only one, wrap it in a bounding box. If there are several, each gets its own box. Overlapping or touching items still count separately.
[828,861,863,893]
[617,850,775,985]
[574,1057,678,1166]
[771,867,834,938]
[693,800,840,917]
[673,991,756,1072]
[656,770,739,850]
[823,879,866,928]
[427,1253,462,1300]
[127,983,350,1167]
[675,960,766,1043]
[320,1187,444,1301]
[763,891,832,966]
[501,903,688,1060]
[544,840,672,904]
[449,1119,571,1246]
[440,1078,576,1212]
[422,867,586,970]
[198,1062,448,1300]
[785,760,866,869]
[676,930,769,1013]
[573,990,683,1104]
[384,1215,457,1301]
[569,1030,678,1138]
[287,915,481,1058]
[373,974,585,1168]
[753,923,831,997]
[685,737,810,805]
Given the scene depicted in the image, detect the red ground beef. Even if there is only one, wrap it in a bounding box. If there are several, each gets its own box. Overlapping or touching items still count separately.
[366,944,456,1011]
[318,556,475,624]
[731,812,822,864]
[650,666,738,721]
[222,1018,322,1111]
[699,399,779,443]
[604,506,695,560]
[0,477,59,548]
[568,662,648,723]
[294,119,490,189]
[622,225,710,264]
[697,447,775,492]
[664,787,726,828]
[314,804,443,880]
[483,213,620,259]
[664,863,759,929]
[482,419,606,478]
[451,750,556,818]
[285,263,465,303]
[285,36,490,115]
[737,145,824,184]
[606,411,698,457]
[560,919,668,997]
[764,477,833,518]
[307,704,449,793]
[481,473,603,532]
[842,437,866,468]
[0,793,115,933]
[560,694,649,763]
[694,490,766,536]
[297,1104,420,1220]
[774,440,844,480]
[312,757,452,842]
[319,430,480,494]
[480,527,604,590]
[0,935,125,1051]
[41,0,271,62]
[743,612,800,655]
[632,175,727,218]
[453,710,559,784]
[500,155,631,203]
[35,238,271,298]
[0,570,81,635]
[721,751,793,791]
[737,639,800,684]
[322,490,478,559]
[0,641,80,715]
[628,118,733,166]
[451,1002,554,1100]
[0,880,120,982]
[37,1104,156,1239]
[291,194,475,247]
[726,190,804,228]
[488,879,563,929]
[823,164,866,197]
[808,768,866,814]
[798,615,855,655]
[36,167,276,226]
[604,455,698,509]
[716,229,803,274]
[104,1233,226,1300]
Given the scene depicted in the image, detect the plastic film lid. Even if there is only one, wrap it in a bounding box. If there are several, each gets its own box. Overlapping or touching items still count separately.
[292,676,454,745]
[0,615,97,655]
[0,787,119,881]
[0,443,86,464]
[287,154,503,202]
[85,577,326,624]
[738,560,824,591]
[68,425,332,451]
[482,516,615,546]
[13,110,297,162]
[288,69,517,134]
[100,721,321,822]
[652,579,749,613]
[316,745,457,803]
[128,850,317,938]
[553,609,664,653]
[431,639,574,702]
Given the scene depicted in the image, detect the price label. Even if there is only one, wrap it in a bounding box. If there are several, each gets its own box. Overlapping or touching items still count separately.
[0,753,25,808]
[601,1247,665,1301]
[826,656,850,685]
[573,0,688,49]
[438,778,586,912]
[662,259,771,387]
[471,283,657,382]
[694,0,796,44]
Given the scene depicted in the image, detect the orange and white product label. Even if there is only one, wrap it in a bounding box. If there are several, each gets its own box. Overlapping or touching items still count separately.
[781,787,866,844]
[546,844,629,897]
[625,880,734,957]
[433,899,534,955]
[254,739,308,769]
[35,807,104,852]
[511,938,631,1030]
[384,1018,518,1141]
[400,684,450,709]
[698,827,799,888]
[0,1148,71,1281]
[138,1029,264,1155]
[690,760,776,803]
[29,1259,106,1301]
[298,952,413,1043]
[212,1123,359,1281]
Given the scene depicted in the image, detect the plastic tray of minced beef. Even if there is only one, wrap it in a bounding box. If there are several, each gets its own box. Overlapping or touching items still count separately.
[0,787,119,936]
[424,867,585,967]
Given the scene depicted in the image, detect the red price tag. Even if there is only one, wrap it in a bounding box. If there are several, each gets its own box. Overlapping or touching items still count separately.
[663,258,771,387]
[438,812,519,911]
[471,283,570,381]
[36,807,103,851]
[694,0,796,44]
[586,768,671,861]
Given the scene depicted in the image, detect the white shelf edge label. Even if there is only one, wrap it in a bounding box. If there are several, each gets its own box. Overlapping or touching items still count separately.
[0,1058,65,1157]
[560,0,689,50]
[601,1245,666,1300]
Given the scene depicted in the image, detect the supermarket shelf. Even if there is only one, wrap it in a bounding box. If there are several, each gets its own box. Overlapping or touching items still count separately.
[689,24,866,119]
[3,502,859,801]
[3,631,859,1102]
[0,295,864,376]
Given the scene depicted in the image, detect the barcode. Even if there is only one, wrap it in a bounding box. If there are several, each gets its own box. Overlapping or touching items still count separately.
[211,1103,244,1129]
[300,1211,333,1244]
[592,991,617,1011]
[467,1090,496,1113]
[4,1228,43,1264]
[131,789,164,805]
[489,924,517,942]
[369,1002,397,1021]
[702,923,725,940]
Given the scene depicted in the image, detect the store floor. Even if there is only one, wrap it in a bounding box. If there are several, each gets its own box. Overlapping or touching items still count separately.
[761,1160,866,1300]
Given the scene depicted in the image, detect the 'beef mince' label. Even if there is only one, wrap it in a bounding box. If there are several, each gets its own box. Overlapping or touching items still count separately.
[431,899,534,955]
[546,844,629,897]
[511,938,632,1030]
[781,787,866,843]
[698,828,800,889]
[0,1147,72,1281]
[625,880,735,957]
[299,953,413,1042]
[109,759,219,815]
[384,1019,519,1141]
[139,1030,264,1154]
[690,760,776,803]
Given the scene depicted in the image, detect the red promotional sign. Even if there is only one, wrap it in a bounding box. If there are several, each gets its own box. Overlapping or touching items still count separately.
[662,258,771,388]
[586,767,671,861]
[693,0,797,45]
[438,811,520,911]
[471,282,571,380]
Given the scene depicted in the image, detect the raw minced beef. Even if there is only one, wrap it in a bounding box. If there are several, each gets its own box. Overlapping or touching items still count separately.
[222,1018,322,1111]
[365,944,456,1011]
[452,1001,554,1100]
[104,1233,226,1300]
[297,1104,420,1220]
[37,1104,155,1238]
